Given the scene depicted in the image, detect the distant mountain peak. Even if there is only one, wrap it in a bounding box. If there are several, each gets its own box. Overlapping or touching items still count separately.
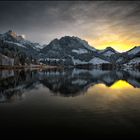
[99,46,116,53]
[49,38,59,44]
[6,30,17,37]
[58,36,84,43]
[98,46,118,57]
[127,46,140,55]
[105,46,117,52]
[45,35,97,52]
[1,30,25,42]
[1,30,140,67]
[130,46,140,50]
[0,30,43,51]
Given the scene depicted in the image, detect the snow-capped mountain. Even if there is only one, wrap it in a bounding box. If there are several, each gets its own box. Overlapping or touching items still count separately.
[42,36,97,53]
[99,47,119,57]
[0,30,140,67]
[116,46,140,66]
[41,36,110,66]
[0,30,44,65]
[127,46,140,56]
[0,30,42,51]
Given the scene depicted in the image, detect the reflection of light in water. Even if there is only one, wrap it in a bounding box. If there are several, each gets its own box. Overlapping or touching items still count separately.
[87,80,136,98]
[110,80,133,89]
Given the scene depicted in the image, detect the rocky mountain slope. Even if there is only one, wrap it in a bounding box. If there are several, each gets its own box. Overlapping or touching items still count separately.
[0,30,41,65]
[0,30,140,67]
[40,36,110,66]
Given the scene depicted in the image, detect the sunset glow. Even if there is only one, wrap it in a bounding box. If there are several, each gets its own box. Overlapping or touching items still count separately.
[0,1,139,52]
[85,32,140,52]
[0,1,140,136]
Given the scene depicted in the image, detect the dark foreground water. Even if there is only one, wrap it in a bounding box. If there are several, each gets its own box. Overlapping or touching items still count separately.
[1,68,140,137]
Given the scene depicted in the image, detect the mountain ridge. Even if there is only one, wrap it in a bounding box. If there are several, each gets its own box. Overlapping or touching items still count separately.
[0,30,140,68]
[1,30,139,53]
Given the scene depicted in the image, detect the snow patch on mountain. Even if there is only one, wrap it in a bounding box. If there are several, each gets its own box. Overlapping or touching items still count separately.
[0,30,43,51]
[1,30,140,67]
[102,50,116,57]
[73,59,88,65]
[5,41,26,48]
[72,49,88,54]
[99,47,118,57]
[89,57,109,64]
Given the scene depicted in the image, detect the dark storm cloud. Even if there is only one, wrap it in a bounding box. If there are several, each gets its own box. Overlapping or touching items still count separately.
[0,1,140,49]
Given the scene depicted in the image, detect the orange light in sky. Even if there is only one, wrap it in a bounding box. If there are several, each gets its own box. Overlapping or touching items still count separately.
[83,22,140,52]
[85,35,140,52]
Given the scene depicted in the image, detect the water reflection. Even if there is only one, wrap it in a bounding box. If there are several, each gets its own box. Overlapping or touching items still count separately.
[110,80,134,89]
[0,68,140,102]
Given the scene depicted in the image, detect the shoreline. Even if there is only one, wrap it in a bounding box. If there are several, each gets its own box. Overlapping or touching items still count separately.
[0,65,62,70]
[0,64,140,71]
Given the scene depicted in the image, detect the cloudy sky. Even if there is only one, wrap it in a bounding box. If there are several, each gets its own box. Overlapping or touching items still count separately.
[0,1,140,52]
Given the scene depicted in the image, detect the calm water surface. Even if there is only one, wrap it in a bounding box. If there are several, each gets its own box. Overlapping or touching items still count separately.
[1,68,140,136]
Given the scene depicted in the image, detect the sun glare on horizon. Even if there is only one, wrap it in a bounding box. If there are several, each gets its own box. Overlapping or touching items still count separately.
[86,35,140,52]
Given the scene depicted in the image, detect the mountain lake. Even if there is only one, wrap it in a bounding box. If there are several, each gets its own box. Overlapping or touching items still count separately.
[0,68,140,137]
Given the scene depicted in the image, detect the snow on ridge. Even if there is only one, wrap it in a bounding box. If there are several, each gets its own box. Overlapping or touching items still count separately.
[128,47,140,55]
[102,50,115,57]
[5,41,26,48]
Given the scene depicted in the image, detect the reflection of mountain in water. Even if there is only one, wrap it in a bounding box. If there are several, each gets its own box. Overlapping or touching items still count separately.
[40,69,140,96]
[0,68,140,102]
[0,70,39,102]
